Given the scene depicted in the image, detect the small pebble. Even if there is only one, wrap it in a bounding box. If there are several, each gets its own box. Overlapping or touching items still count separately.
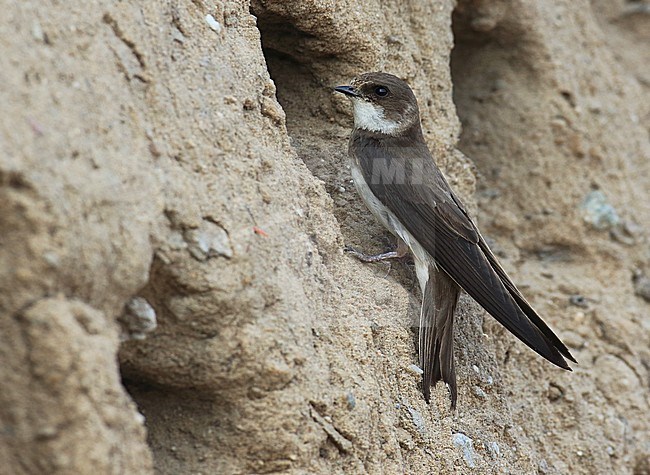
[120,297,157,340]
[487,441,500,457]
[36,426,58,439]
[43,251,60,267]
[580,191,619,230]
[473,386,487,399]
[573,311,586,323]
[407,406,426,436]
[345,392,356,410]
[205,14,222,33]
[134,412,146,424]
[261,97,285,125]
[185,221,233,260]
[452,433,476,468]
[407,364,424,375]
[538,459,550,474]
[32,21,47,43]
[547,384,564,401]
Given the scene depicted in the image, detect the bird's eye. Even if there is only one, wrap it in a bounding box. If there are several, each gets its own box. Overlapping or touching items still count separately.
[374,86,389,97]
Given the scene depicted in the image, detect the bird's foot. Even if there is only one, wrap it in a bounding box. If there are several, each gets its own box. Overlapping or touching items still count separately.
[344,240,410,263]
[344,246,400,263]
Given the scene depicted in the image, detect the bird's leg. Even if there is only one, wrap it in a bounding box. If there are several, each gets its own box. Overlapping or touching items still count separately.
[345,239,410,263]
[345,247,399,262]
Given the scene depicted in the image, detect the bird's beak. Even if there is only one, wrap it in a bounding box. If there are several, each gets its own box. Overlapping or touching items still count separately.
[334,85,360,98]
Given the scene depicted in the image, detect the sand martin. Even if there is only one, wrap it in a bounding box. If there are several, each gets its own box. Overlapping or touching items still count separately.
[335,72,575,407]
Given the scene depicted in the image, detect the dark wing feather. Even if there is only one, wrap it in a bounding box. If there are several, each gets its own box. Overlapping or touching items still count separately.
[475,232,577,363]
[355,135,574,369]
[447,188,577,364]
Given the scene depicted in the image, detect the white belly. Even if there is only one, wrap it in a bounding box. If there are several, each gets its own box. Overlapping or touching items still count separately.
[350,162,434,292]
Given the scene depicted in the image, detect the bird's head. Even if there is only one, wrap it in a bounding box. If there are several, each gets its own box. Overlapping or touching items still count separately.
[334,72,420,136]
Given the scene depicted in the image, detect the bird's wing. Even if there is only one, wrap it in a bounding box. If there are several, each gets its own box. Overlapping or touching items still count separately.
[357,145,575,369]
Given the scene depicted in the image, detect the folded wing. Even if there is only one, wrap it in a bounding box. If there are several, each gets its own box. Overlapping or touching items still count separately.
[359,144,575,369]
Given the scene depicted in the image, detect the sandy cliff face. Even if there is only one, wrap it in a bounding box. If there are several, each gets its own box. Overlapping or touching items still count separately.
[1,0,648,474]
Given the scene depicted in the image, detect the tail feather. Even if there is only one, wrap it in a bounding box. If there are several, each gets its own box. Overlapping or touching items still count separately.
[419,263,461,408]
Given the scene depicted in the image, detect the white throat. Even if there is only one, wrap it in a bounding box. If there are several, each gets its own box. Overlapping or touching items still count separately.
[351,99,405,135]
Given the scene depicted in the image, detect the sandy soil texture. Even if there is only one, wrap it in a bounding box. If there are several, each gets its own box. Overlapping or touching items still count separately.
[1,0,649,473]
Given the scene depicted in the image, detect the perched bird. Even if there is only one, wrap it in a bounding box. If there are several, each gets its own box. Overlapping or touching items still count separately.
[334,72,575,408]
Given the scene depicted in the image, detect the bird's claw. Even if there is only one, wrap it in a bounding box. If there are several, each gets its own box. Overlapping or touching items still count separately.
[344,245,400,263]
